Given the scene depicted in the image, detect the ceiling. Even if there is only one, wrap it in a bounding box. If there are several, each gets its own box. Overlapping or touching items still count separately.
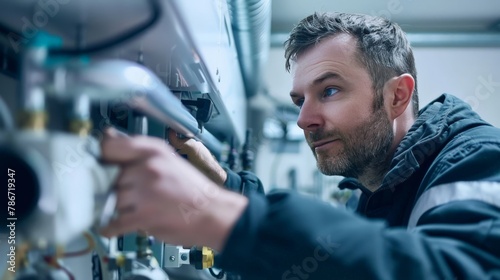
[270,0,500,34]
[271,0,500,46]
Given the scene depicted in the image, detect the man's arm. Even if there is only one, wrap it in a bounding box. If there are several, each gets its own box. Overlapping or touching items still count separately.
[167,129,265,196]
[167,129,227,185]
[217,191,500,280]
[100,128,500,280]
[217,125,500,279]
[100,128,247,251]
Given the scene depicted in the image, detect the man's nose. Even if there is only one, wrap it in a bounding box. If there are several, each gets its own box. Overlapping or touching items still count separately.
[297,100,323,132]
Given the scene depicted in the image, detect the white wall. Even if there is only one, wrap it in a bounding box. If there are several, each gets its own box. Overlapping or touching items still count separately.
[414,48,500,127]
[255,46,500,192]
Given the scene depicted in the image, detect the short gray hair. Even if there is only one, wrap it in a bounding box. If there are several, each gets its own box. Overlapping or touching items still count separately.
[284,12,418,115]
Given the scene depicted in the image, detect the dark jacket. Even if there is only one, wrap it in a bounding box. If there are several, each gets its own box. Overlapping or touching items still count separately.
[218,94,500,280]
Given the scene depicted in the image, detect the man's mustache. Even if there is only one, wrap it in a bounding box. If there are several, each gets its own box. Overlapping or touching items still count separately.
[307,130,340,143]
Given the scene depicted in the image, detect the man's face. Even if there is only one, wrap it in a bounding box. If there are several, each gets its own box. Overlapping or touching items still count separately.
[290,34,394,178]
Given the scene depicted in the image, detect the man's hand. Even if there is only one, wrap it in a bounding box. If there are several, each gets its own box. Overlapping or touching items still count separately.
[99,128,247,251]
[167,129,227,186]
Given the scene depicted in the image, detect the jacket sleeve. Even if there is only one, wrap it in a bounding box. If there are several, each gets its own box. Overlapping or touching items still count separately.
[216,125,500,279]
[216,191,500,280]
[223,167,265,196]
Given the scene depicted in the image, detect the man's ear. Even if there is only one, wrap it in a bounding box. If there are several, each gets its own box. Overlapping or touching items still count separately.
[384,73,415,119]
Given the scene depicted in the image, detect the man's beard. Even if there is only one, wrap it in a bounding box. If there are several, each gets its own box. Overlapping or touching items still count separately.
[309,106,394,179]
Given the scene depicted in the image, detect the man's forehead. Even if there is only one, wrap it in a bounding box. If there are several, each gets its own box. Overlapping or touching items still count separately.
[291,35,364,76]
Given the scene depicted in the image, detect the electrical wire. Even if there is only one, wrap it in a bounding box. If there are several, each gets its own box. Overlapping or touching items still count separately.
[63,232,95,258]
[36,233,94,279]
[0,21,22,40]
[43,256,76,280]
[49,0,161,56]
[59,264,76,280]
[209,267,225,279]
[0,0,161,56]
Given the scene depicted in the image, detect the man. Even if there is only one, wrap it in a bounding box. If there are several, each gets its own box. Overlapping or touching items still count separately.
[101,13,500,279]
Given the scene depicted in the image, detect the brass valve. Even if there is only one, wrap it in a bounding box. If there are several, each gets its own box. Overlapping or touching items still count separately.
[190,246,215,269]
[19,111,47,130]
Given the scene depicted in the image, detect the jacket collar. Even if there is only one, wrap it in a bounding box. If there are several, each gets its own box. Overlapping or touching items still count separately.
[339,93,484,193]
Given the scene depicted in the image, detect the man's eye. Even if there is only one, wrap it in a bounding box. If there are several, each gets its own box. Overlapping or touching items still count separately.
[294,99,304,108]
[324,88,339,97]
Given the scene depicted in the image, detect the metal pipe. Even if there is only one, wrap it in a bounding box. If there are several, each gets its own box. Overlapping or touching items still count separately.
[406,32,500,47]
[50,59,222,154]
[227,0,271,97]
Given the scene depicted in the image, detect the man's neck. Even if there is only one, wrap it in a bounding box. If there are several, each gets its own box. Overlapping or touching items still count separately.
[358,153,393,192]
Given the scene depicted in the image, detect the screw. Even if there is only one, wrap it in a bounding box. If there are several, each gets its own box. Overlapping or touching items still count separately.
[181,254,188,261]
[169,256,176,262]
